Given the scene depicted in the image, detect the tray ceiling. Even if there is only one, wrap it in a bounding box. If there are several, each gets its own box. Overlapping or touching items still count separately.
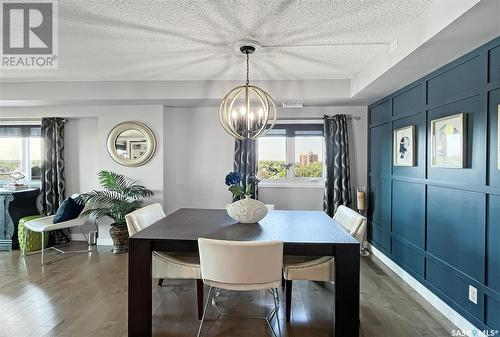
[0,0,432,82]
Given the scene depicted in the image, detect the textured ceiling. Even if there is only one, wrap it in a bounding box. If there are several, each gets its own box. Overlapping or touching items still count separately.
[0,0,432,81]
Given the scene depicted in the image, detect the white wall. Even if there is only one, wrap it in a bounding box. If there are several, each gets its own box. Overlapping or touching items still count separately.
[0,105,164,244]
[65,117,100,196]
[1,103,367,243]
[164,105,367,214]
[163,106,234,214]
[259,187,324,211]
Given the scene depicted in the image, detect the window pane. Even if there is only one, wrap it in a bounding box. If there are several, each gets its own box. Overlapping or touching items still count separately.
[257,137,287,179]
[30,137,41,180]
[0,127,22,137]
[295,130,323,136]
[0,138,22,180]
[294,136,323,178]
[266,128,287,136]
[30,127,41,137]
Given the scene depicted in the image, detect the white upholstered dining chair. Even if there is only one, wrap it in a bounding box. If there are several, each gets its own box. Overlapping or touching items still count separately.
[197,238,283,337]
[125,203,204,320]
[282,205,367,321]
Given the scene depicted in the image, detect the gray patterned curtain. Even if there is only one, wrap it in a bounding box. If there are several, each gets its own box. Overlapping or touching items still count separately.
[323,114,351,217]
[234,139,257,200]
[41,117,69,244]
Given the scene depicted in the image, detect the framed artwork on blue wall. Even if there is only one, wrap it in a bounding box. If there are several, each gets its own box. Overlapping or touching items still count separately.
[393,125,415,166]
[431,113,467,168]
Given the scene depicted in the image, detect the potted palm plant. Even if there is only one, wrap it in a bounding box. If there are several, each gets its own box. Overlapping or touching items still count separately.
[77,170,153,254]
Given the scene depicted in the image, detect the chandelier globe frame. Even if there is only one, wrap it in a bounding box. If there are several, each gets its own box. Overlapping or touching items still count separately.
[218,45,277,140]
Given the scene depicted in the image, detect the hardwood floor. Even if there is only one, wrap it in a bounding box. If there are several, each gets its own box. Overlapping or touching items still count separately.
[0,243,456,337]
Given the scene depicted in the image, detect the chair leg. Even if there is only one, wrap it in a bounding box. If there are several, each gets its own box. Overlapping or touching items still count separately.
[274,288,282,337]
[157,278,163,287]
[285,280,292,322]
[41,232,45,265]
[196,279,204,320]
[196,286,213,337]
[281,275,285,290]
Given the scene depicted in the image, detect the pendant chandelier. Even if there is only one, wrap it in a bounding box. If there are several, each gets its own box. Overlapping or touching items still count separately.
[218,45,277,140]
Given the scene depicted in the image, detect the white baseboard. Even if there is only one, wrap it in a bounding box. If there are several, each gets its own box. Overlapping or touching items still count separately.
[70,233,113,246]
[97,238,113,246]
[70,233,87,241]
[368,243,479,334]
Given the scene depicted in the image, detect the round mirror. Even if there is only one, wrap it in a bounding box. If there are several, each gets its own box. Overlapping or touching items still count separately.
[107,121,156,167]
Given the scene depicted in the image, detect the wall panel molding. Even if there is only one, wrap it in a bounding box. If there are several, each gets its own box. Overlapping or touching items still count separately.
[368,36,500,331]
[369,244,484,333]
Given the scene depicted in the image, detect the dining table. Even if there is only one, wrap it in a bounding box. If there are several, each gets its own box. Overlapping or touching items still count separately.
[128,208,360,337]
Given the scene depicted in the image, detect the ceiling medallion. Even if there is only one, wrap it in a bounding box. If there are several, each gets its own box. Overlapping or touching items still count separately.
[218,43,277,140]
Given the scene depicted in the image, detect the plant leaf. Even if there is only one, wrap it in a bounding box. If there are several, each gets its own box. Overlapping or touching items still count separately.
[121,185,154,199]
[98,170,131,192]
[228,185,244,196]
[78,170,153,225]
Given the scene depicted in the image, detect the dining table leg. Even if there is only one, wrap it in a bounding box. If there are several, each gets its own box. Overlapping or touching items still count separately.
[128,238,152,337]
[334,244,360,337]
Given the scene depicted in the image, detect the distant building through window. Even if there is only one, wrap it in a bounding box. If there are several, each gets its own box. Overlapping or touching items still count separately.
[257,124,324,182]
[299,152,319,166]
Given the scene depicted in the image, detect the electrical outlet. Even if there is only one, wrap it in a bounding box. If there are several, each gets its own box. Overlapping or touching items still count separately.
[469,285,477,304]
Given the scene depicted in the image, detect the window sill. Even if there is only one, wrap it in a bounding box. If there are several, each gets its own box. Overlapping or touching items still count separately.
[259,182,324,189]
[0,181,41,188]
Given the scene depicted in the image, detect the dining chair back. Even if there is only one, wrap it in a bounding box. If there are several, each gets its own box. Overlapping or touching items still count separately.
[333,205,367,242]
[125,203,204,319]
[198,238,283,291]
[126,203,165,235]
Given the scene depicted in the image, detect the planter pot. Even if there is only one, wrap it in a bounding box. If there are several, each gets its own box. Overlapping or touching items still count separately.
[227,195,268,223]
[109,225,129,254]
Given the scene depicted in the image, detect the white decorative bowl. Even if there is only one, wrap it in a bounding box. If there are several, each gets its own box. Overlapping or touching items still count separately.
[227,195,268,223]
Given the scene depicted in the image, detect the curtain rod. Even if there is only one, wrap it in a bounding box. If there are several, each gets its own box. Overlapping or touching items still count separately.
[276,116,361,121]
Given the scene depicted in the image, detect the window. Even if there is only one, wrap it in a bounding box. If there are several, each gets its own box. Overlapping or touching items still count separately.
[257,129,287,179]
[0,125,42,182]
[257,124,324,183]
[294,135,323,178]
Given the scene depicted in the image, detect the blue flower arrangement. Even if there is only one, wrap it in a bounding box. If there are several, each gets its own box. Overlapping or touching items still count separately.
[225,171,241,186]
[225,171,260,199]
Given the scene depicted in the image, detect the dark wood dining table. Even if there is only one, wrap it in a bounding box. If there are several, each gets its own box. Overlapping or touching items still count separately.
[128,208,360,337]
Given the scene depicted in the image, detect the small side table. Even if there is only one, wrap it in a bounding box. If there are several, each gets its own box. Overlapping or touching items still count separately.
[0,188,40,251]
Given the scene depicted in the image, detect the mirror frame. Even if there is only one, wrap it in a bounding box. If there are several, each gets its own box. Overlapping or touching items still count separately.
[106,121,156,167]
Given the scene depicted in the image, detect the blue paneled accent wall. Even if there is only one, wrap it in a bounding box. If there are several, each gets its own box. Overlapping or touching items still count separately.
[368,36,500,331]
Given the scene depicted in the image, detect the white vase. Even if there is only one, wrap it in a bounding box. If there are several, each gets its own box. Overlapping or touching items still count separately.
[227,195,268,223]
